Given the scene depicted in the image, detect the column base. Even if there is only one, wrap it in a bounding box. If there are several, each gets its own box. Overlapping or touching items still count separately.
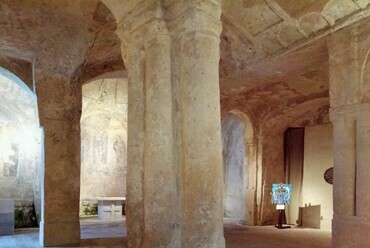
[333,217,370,248]
[39,220,80,247]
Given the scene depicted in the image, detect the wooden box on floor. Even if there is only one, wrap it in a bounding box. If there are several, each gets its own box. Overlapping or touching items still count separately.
[298,204,321,229]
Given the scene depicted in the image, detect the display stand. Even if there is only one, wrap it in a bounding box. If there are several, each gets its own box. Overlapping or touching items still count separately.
[271,183,292,229]
[275,208,290,229]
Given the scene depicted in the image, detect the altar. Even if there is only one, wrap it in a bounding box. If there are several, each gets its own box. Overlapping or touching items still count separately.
[83,197,126,221]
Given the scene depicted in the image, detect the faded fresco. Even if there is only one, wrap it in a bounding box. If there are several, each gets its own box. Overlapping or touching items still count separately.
[81,125,127,177]
[0,143,19,178]
[0,122,20,178]
[80,78,128,210]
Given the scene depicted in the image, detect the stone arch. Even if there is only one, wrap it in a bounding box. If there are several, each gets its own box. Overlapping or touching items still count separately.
[221,110,256,225]
[0,67,35,101]
[0,66,42,228]
[79,76,128,222]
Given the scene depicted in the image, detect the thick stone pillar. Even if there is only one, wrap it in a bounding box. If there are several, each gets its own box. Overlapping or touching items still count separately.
[125,46,145,248]
[329,20,370,248]
[142,24,178,248]
[173,4,224,246]
[331,115,356,217]
[36,72,81,247]
[356,113,370,219]
[102,1,224,247]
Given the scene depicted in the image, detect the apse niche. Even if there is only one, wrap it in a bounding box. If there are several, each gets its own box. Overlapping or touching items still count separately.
[222,113,247,220]
[80,78,128,216]
[0,67,42,228]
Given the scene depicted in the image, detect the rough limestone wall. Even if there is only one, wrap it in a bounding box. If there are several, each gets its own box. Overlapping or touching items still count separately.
[0,69,40,228]
[221,113,246,220]
[259,130,285,225]
[80,77,127,215]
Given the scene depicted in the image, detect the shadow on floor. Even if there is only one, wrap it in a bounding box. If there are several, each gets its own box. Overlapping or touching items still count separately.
[224,220,332,248]
[0,218,331,248]
[79,237,126,247]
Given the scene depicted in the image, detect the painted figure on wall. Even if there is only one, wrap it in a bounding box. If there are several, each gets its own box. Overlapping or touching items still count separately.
[1,143,19,177]
[113,135,126,172]
[93,131,108,167]
[81,134,90,164]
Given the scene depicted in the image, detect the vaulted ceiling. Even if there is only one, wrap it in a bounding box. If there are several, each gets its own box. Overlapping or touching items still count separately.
[220,0,369,128]
[0,0,369,128]
[220,0,369,97]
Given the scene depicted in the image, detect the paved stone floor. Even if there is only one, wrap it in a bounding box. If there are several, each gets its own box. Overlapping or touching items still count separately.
[0,218,331,247]
[224,220,331,248]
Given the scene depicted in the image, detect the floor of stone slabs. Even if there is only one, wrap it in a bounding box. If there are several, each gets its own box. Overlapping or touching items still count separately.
[0,218,331,247]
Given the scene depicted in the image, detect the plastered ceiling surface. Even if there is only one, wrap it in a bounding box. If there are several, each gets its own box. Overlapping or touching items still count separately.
[0,0,369,127]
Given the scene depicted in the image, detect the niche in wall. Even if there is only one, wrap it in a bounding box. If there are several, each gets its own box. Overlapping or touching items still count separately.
[222,113,246,220]
[0,67,41,228]
[80,78,127,216]
[285,123,333,230]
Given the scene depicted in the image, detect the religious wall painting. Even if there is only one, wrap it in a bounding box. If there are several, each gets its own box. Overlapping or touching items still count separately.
[0,123,20,178]
[82,127,128,177]
[93,130,108,168]
[113,135,126,173]
[3,143,19,177]
[81,134,90,164]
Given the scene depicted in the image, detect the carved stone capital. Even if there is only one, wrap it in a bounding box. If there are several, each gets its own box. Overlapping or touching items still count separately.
[330,102,370,121]
[114,0,222,47]
[165,0,222,40]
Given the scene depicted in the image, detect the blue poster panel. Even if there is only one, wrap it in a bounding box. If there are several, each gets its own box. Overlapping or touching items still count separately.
[272,183,291,205]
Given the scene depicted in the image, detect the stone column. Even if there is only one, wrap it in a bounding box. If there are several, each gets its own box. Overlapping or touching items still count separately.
[331,115,356,217]
[125,46,145,248]
[174,4,224,246]
[142,22,178,247]
[245,140,257,225]
[329,20,370,248]
[36,72,81,247]
[103,1,224,247]
[356,112,370,219]
[121,18,179,248]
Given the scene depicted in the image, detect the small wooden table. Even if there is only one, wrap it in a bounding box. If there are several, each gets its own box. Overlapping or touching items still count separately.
[83,197,126,221]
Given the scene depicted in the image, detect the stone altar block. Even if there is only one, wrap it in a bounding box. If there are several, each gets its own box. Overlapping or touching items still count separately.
[83,197,125,221]
[0,199,14,235]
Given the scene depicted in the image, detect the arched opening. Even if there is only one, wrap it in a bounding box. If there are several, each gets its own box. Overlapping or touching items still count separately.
[285,123,333,230]
[221,111,256,224]
[0,67,42,237]
[79,76,128,240]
